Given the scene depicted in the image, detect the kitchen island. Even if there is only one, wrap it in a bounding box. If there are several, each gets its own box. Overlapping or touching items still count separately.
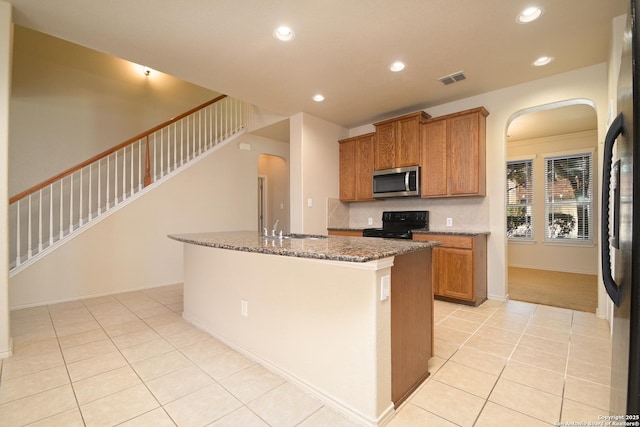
[168,231,438,426]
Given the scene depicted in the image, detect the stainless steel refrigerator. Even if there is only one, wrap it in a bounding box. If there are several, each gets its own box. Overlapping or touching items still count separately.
[602,0,640,415]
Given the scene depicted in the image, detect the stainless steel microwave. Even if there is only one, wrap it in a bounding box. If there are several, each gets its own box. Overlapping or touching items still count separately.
[372,166,420,198]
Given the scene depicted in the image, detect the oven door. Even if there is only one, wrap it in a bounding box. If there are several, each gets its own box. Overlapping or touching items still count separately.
[372,166,420,198]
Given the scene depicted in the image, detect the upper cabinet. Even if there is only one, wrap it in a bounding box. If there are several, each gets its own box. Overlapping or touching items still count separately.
[373,111,430,170]
[421,107,488,198]
[337,106,488,202]
[339,133,376,202]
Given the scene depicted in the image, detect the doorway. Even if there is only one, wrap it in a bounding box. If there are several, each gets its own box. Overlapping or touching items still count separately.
[505,100,599,312]
[258,176,266,233]
[258,154,289,234]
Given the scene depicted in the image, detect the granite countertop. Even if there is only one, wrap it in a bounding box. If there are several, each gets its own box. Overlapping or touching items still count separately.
[327,228,490,236]
[168,230,439,263]
[412,229,490,236]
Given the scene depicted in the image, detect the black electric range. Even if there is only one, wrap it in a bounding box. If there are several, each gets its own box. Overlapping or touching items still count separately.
[362,211,429,239]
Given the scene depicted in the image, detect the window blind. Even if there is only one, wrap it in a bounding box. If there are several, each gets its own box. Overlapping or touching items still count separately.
[544,153,593,241]
[506,160,534,239]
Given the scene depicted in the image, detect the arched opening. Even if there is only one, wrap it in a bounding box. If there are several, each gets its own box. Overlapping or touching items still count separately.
[258,154,289,235]
[505,99,599,312]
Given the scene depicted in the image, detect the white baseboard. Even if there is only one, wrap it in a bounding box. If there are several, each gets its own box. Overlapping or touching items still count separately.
[9,282,182,311]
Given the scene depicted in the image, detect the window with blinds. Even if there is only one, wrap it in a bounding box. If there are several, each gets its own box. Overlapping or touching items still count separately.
[544,153,593,241]
[506,159,534,239]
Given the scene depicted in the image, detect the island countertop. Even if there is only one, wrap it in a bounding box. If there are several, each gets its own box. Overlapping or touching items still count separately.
[168,230,439,263]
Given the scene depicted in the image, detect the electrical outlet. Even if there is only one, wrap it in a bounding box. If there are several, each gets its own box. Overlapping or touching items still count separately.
[368,217,373,225]
[446,218,453,227]
[241,299,248,317]
[307,198,313,207]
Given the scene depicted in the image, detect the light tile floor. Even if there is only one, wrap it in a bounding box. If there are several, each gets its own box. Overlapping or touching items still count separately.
[0,284,612,426]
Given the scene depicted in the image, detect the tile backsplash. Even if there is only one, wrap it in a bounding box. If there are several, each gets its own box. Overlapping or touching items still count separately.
[327,198,351,229]
[327,197,490,231]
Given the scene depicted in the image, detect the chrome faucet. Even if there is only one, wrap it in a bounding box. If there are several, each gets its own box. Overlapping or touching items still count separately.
[271,220,279,237]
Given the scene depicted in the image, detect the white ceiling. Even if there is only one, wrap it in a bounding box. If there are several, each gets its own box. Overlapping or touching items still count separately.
[7,0,626,130]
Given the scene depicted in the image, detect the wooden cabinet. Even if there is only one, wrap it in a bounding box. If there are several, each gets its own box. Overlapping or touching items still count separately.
[373,111,430,170]
[421,107,488,197]
[327,229,363,237]
[413,233,487,306]
[339,133,375,201]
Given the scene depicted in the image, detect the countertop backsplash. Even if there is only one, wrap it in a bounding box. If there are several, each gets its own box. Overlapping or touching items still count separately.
[327,196,490,231]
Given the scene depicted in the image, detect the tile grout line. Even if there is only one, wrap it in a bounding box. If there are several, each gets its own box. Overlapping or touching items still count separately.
[80,296,162,427]
[103,290,286,426]
[46,302,87,427]
[468,306,517,426]
[107,292,185,427]
[435,303,512,427]
[437,301,573,426]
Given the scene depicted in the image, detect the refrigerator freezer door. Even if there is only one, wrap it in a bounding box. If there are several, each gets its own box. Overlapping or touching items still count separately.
[605,0,640,416]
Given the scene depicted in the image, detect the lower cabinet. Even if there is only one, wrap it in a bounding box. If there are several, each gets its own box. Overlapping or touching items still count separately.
[413,233,487,306]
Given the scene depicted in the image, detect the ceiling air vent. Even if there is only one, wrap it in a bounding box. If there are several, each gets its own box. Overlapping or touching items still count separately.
[438,71,466,85]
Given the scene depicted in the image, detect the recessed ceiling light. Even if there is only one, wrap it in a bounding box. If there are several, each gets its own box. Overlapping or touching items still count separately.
[273,26,295,41]
[532,56,554,67]
[389,61,405,72]
[517,6,543,23]
[312,94,325,102]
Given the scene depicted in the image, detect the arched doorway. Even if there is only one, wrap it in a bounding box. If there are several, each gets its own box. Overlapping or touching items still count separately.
[258,154,289,234]
[505,99,599,312]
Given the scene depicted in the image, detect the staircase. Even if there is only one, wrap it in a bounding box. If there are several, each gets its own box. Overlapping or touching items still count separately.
[8,95,247,276]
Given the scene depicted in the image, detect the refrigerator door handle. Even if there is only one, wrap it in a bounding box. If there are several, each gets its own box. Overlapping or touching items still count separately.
[601,112,623,307]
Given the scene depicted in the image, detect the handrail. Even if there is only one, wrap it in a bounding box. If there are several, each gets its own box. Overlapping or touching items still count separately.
[9,94,228,204]
[9,94,246,275]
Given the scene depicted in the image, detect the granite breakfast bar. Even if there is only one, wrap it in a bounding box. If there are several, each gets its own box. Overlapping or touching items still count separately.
[168,231,439,426]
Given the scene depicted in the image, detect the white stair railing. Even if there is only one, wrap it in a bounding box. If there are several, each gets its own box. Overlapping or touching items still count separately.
[9,95,246,275]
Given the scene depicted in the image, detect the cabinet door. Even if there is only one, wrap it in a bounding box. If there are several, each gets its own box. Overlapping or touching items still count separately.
[420,120,447,197]
[396,116,421,167]
[447,112,484,195]
[433,247,474,300]
[374,122,396,170]
[339,139,356,201]
[356,134,375,200]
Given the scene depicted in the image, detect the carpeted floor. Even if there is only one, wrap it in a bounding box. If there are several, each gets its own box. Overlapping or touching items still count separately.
[508,267,598,313]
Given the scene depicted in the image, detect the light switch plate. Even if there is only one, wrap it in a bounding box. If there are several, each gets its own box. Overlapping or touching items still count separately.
[446,218,453,227]
[241,299,248,317]
[380,275,391,301]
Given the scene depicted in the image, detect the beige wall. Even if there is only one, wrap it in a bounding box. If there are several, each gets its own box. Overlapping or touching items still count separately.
[507,130,599,274]
[9,26,219,196]
[0,0,12,358]
[9,134,289,308]
[182,244,393,425]
[290,113,347,235]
